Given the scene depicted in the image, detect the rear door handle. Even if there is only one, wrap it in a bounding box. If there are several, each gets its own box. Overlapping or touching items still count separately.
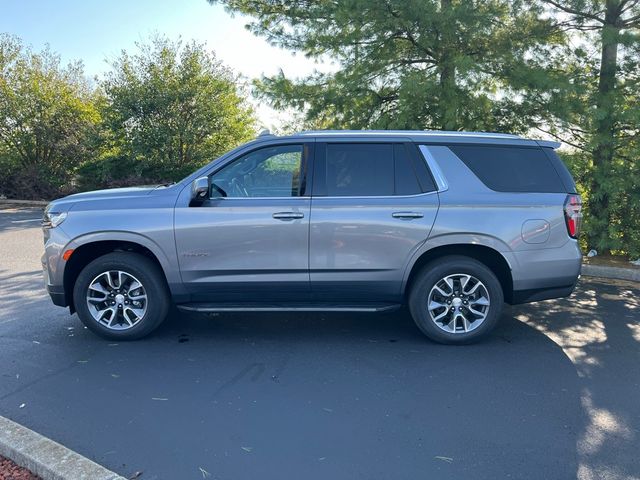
[272,211,305,220]
[392,211,424,219]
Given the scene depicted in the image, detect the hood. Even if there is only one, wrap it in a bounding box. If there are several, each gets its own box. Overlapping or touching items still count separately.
[46,185,160,212]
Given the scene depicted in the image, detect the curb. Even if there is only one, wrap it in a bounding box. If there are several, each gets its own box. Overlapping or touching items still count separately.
[581,264,640,283]
[0,416,126,480]
[0,199,48,207]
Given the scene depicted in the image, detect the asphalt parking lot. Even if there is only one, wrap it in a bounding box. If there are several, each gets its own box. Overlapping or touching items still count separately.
[1,207,639,480]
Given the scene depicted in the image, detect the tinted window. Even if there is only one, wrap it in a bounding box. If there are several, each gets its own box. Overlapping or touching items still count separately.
[542,148,578,193]
[211,145,303,198]
[405,144,437,193]
[394,144,422,195]
[325,143,394,196]
[448,145,566,193]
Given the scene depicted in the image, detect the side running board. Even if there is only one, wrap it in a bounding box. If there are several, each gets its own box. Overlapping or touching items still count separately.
[176,303,401,313]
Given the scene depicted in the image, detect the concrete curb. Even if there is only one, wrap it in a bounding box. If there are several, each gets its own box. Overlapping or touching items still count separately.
[582,264,640,283]
[0,199,48,207]
[0,416,126,480]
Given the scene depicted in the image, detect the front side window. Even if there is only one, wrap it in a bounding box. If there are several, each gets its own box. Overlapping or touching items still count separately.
[211,144,304,198]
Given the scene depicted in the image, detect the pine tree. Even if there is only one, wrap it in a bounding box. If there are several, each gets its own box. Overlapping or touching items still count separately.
[211,0,559,132]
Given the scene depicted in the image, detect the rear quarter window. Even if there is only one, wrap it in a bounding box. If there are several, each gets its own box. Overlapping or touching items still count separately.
[447,145,566,193]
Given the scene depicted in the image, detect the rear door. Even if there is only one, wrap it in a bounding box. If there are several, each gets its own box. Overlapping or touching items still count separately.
[309,140,439,303]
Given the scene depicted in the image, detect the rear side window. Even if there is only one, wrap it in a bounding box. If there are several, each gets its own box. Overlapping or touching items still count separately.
[325,143,394,196]
[315,143,433,197]
[394,144,422,195]
[448,145,566,193]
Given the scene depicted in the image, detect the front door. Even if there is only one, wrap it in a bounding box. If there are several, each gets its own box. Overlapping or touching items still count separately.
[174,143,313,302]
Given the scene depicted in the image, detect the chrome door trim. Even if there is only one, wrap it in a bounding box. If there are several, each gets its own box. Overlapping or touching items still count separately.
[418,145,449,193]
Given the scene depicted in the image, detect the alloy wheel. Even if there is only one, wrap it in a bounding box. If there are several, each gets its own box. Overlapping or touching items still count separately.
[427,273,490,334]
[86,270,148,330]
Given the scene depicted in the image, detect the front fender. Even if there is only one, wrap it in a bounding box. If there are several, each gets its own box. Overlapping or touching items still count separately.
[61,231,186,298]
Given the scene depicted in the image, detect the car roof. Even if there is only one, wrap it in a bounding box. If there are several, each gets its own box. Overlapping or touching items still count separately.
[259,129,561,149]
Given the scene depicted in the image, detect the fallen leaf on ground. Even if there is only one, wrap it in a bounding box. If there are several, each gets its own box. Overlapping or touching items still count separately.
[241,446,253,453]
[199,467,211,478]
[19,403,25,409]
[77,360,89,363]
[151,397,168,401]
[129,471,143,479]
[434,456,453,463]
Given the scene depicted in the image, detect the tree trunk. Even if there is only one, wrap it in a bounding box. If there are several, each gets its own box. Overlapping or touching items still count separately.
[589,0,621,252]
[439,0,458,131]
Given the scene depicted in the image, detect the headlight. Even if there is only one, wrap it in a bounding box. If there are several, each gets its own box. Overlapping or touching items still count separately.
[42,211,67,229]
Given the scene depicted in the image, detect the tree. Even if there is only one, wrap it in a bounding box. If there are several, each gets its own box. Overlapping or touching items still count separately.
[0,34,99,199]
[210,0,560,133]
[537,0,640,254]
[96,36,256,185]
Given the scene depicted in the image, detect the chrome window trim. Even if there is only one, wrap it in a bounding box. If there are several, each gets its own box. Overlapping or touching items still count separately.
[208,196,310,201]
[418,145,449,193]
[208,191,438,201]
[309,190,439,200]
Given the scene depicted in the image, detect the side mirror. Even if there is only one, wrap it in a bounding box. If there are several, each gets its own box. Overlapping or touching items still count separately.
[190,176,209,204]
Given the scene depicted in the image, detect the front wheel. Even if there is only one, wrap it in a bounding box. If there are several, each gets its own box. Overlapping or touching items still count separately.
[408,256,504,344]
[73,252,170,340]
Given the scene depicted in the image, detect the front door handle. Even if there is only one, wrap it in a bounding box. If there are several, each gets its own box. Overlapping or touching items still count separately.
[392,211,424,219]
[273,212,305,220]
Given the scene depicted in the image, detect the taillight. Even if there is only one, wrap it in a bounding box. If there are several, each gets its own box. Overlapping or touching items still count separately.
[564,194,582,239]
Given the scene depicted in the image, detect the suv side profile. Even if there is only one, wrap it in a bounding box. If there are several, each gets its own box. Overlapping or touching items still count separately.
[42,130,582,344]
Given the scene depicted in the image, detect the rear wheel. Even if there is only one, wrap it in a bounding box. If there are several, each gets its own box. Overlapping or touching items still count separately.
[409,256,504,344]
[73,252,170,340]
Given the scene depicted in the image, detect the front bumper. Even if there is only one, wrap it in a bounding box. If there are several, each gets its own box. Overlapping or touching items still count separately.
[46,283,67,307]
[42,254,67,307]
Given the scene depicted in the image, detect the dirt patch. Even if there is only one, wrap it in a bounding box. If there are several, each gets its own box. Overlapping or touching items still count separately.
[583,254,640,269]
[0,455,41,480]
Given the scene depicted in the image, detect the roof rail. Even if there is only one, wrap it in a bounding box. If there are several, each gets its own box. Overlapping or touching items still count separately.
[293,129,520,139]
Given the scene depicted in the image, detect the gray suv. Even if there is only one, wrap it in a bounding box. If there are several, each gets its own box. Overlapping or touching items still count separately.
[42,130,582,344]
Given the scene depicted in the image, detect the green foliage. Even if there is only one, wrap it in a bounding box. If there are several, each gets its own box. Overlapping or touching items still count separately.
[80,36,256,188]
[0,33,100,199]
[533,0,640,256]
[0,33,256,197]
[212,0,561,133]
[1,1,640,256]
[213,0,640,257]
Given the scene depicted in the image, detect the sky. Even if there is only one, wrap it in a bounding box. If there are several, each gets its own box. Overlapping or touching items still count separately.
[0,0,331,129]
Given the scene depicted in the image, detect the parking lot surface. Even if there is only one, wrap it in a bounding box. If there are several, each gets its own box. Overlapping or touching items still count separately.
[1,207,639,480]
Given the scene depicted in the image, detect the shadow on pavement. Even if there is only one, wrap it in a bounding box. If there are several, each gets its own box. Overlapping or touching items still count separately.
[2,284,583,480]
[518,277,640,480]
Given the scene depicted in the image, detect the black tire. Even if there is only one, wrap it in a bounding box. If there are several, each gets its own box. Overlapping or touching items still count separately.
[73,252,170,340]
[408,255,504,345]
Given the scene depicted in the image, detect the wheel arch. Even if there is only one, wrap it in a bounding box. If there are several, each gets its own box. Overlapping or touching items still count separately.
[403,243,514,304]
[63,234,177,313]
